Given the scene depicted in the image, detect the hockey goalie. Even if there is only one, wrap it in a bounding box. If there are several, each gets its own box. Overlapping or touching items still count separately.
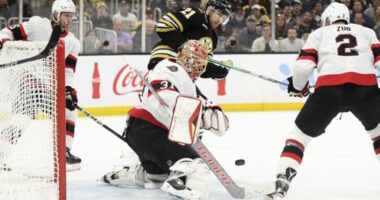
[100,40,229,200]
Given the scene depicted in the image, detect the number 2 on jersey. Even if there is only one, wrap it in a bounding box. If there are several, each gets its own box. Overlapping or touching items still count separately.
[336,34,358,56]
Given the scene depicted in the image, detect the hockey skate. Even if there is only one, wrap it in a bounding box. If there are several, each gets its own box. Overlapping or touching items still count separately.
[66,147,81,172]
[267,167,297,199]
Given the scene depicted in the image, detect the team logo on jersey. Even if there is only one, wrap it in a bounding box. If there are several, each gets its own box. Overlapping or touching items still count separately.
[167,65,178,72]
[198,37,213,53]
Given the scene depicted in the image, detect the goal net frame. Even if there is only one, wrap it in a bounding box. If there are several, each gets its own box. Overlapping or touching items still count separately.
[0,40,66,200]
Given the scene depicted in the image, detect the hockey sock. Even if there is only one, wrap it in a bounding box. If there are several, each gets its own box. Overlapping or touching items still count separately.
[277,126,313,174]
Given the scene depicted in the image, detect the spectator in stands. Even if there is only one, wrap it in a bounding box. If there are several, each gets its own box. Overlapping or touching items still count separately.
[149,0,166,13]
[283,5,297,27]
[224,30,243,52]
[0,0,12,18]
[364,0,380,19]
[165,0,178,12]
[374,5,380,25]
[276,14,288,40]
[313,1,324,25]
[353,12,370,26]
[238,15,261,52]
[298,10,318,41]
[133,19,159,52]
[274,4,281,16]
[251,23,279,52]
[225,5,246,36]
[84,29,101,54]
[180,0,190,9]
[250,4,271,27]
[351,0,375,28]
[113,18,133,53]
[340,0,352,11]
[291,0,303,19]
[113,0,137,33]
[300,0,315,12]
[92,2,113,29]
[279,26,304,52]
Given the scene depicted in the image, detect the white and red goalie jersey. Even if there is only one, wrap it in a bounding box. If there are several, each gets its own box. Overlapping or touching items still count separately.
[293,23,380,90]
[0,16,79,88]
[129,58,198,129]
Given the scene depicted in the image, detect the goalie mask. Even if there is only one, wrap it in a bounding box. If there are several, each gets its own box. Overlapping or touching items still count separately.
[52,0,76,24]
[177,40,208,80]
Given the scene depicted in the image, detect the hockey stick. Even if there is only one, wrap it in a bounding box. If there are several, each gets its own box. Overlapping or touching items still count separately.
[207,57,288,86]
[0,25,62,69]
[133,68,275,199]
[74,103,126,142]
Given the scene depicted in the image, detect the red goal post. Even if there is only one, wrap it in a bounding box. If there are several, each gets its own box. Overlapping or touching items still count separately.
[0,40,66,200]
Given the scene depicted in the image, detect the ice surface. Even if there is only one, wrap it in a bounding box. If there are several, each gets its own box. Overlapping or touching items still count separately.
[68,111,380,200]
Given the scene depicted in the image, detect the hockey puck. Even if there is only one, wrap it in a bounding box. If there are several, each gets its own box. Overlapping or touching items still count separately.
[235,159,245,166]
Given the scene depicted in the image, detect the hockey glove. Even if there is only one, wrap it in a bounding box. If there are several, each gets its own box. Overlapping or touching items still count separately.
[200,62,229,79]
[287,77,310,98]
[65,86,78,111]
[0,39,10,50]
[201,104,229,136]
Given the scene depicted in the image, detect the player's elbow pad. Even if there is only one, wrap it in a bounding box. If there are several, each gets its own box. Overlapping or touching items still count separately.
[201,106,229,136]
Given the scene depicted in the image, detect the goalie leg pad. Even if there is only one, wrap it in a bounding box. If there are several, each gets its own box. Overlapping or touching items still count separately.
[202,106,229,136]
[101,164,166,189]
[161,158,211,200]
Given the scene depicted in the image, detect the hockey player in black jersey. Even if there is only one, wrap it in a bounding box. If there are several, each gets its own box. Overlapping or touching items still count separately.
[148,0,232,79]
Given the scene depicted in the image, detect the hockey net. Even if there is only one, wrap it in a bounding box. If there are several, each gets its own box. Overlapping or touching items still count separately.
[0,41,66,200]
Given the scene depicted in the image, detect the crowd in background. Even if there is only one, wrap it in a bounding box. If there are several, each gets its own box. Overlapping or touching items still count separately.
[1,0,380,54]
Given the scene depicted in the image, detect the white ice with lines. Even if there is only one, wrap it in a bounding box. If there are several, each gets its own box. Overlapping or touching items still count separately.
[68,111,380,200]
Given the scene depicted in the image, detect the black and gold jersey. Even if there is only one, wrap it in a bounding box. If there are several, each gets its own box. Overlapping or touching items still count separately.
[148,7,229,79]
[150,7,217,65]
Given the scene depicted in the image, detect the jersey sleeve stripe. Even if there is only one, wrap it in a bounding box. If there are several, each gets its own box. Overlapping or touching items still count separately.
[158,18,175,28]
[8,24,27,40]
[156,27,177,32]
[371,43,380,63]
[297,49,318,64]
[167,13,183,32]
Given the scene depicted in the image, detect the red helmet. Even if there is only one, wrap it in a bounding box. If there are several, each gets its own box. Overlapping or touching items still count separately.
[177,40,208,80]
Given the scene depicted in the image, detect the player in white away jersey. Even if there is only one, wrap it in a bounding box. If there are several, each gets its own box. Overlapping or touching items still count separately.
[0,0,81,171]
[268,2,380,199]
[100,40,229,200]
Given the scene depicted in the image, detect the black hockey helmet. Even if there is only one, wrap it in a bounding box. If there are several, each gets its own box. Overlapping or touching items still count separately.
[206,0,232,25]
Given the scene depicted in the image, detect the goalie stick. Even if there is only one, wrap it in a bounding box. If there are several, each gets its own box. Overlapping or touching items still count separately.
[0,25,62,69]
[133,68,275,199]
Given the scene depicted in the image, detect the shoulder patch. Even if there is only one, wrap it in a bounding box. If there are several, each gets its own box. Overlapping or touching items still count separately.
[167,65,178,72]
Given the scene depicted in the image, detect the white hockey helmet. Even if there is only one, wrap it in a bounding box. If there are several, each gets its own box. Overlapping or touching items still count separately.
[320,5,332,26]
[52,0,76,23]
[325,2,350,25]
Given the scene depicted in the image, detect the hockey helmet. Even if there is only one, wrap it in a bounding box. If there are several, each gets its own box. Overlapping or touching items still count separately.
[206,0,232,25]
[325,2,349,25]
[320,6,330,26]
[177,40,208,80]
[52,0,76,23]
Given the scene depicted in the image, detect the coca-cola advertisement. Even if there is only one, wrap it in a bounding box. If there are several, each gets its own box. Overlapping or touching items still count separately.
[74,54,304,114]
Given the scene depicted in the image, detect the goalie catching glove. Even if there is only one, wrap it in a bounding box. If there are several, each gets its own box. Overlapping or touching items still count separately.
[65,86,78,111]
[287,77,310,98]
[201,103,229,136]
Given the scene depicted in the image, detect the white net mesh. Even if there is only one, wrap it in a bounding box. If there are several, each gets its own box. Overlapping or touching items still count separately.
[0,41,65,200]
